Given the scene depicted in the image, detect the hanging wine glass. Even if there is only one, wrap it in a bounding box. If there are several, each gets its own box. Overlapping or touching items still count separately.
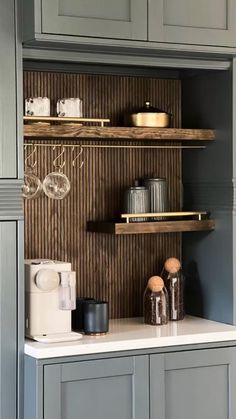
[43,146,71,200]
[22,146,43,199]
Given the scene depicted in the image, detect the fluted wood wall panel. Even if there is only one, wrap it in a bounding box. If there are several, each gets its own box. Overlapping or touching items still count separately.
[24,71,182,318]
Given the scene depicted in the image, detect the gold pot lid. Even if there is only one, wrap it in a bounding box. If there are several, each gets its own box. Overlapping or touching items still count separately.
[134,101,168,114]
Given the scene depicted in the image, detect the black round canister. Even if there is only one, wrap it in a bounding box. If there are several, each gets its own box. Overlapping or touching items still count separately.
[72,298,96,332]
[83,301,109,335]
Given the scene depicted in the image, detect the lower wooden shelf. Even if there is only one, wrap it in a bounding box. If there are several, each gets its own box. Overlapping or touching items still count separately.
[87,219,215,235]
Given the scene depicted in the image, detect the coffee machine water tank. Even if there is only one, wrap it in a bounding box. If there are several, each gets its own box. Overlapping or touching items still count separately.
[25,259,82,343]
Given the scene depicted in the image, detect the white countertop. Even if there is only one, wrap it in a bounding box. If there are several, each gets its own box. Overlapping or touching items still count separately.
[25,316,236,359]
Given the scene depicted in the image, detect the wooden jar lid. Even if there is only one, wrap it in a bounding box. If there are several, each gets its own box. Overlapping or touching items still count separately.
[164,257,181,274]
[147,276,164,292]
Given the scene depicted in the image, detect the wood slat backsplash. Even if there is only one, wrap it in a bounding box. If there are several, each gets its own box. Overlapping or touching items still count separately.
[24,71,182,318]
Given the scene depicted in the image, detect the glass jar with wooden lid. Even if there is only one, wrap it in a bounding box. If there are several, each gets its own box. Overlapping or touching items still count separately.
[162,257,185,321]
[143,276,169,325]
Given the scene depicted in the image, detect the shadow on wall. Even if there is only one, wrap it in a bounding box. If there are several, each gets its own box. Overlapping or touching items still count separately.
[185,261,204,317]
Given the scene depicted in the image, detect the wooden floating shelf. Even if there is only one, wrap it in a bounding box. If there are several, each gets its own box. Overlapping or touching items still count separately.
[24,125,215,141]
[87,219,215,235]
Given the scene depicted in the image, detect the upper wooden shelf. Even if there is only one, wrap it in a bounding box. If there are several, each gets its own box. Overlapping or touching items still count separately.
[87,219,215,235]
[24,125,215,141]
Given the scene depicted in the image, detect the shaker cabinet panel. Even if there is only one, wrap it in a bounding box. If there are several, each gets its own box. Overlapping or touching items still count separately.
[0,0,17,177]
[0,222,17,419]
[24,0,236,47]
[26,347,236,419]
[148,0,236,47]
[41,0,147,40]
[150,348,236,419]
[44,356,149,419]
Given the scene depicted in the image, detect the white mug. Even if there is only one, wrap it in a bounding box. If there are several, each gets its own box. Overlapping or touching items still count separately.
[25,97,50,117]
[57,98,83,118]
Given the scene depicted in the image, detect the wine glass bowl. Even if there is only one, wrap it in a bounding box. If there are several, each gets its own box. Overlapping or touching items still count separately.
[42,171,71,200]
[22,172,43,199]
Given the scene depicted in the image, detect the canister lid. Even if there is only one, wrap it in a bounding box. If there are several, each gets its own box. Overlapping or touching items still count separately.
[135,101,167,114]
[164,257,181,274]
[143,177,166,182]
[147,276,164,292]
[126,186,147,190]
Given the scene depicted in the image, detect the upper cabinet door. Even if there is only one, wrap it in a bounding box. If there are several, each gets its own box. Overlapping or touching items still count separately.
[41,0,147,40]
[0,0,19,178]
[148,0,236,47]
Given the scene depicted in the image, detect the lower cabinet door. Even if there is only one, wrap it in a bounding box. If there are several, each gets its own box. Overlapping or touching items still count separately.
[0,222,17,419]
[150,348,236,419]
[44,355,149,419]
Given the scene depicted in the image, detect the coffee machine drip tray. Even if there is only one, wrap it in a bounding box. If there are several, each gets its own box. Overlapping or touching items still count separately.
[33,332,83,344]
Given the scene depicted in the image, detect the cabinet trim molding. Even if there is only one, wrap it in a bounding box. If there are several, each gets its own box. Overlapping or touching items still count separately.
[22,46,232,71]
[0,180,23,220]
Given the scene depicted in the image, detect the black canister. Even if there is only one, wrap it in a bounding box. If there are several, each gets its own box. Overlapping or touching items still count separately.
[72,298,96,331]
[83,301,109,335]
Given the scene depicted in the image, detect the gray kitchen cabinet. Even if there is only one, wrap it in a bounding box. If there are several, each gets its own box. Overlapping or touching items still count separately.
[43,355,149,419]
[0,0,24,418]
[23,0,236,49]
[0,0,19,178]
[25,345,236,419]
[150,347,236,419]
[0,222,19,419]
[148,0,236,47]
[24,0,147,41]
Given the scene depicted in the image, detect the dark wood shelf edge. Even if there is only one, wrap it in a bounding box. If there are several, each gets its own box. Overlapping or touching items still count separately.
[87,219,215,235]
[24,126,215,141]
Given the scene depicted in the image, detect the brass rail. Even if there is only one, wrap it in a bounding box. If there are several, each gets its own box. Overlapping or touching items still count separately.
[121,211,208,223]
[24,116,110,127]
[24,143,206,150]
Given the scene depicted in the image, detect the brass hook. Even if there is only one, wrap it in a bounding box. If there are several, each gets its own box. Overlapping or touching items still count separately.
[53,146,66,170]
[24,145,37,168]
[72,146,84,169]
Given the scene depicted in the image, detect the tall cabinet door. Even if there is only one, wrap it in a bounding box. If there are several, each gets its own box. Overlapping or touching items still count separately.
[148,0,236,47]
[0,222,18,419]
[44,356,149,419]
[150,348,236,419]
[0,0,23,418]
[0,0,20,178]
[41,0,147,40]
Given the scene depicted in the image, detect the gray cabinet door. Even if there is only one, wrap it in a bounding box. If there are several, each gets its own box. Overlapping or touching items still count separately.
[44,355,149,419]
[0,0,19,178]
[41,0,147,40]
[148,0,236,47]
[0,222,17,419]
[150,348,236,419]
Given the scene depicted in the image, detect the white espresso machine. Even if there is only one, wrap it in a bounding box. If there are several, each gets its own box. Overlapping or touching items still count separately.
[25,259,82,343]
